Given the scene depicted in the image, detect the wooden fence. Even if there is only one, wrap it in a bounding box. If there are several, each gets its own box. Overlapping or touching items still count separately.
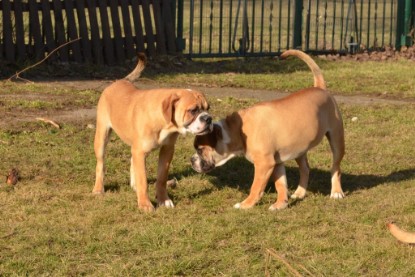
[0,0,178,65]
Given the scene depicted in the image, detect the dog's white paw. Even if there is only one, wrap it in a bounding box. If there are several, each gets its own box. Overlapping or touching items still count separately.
[268,201,288,211]
[159,199,175,208]
[268,205,276,211]
[233,203,241,209]
[330,192,345,199]
[290,188,306,199]
[290,193,305,200]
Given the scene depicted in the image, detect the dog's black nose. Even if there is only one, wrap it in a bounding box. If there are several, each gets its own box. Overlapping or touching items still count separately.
[200,114,212,125]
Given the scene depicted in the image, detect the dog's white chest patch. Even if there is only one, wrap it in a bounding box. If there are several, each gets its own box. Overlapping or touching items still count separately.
[215,154,236,167]
[158,129,172,144]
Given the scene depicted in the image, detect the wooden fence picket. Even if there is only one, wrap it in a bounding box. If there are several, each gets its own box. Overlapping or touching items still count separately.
[75,0,93,63]
[52,0,69,62]
[141,0,157,57]
[120,1,136,59]
[86,0,104,64]
[41,0,56,62]
[14,0,26,62]
[2,0,14,61]
[28,0,43,60]
[131,0,146,54]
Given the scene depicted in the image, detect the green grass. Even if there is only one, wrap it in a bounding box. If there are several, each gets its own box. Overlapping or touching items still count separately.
[3,55,415,99]
[148,57,415,98]
[1,59,415,275]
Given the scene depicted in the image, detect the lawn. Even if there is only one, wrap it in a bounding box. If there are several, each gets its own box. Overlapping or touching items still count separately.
[0,56,414,276]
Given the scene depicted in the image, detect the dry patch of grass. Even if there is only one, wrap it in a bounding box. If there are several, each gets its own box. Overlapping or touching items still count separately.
[1,89,415,275]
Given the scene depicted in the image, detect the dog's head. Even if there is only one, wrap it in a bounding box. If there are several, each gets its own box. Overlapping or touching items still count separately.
[191,123,235,173]
[162,89,213,135]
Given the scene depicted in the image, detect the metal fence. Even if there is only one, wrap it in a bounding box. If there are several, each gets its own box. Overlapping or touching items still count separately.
[182,0,414,58]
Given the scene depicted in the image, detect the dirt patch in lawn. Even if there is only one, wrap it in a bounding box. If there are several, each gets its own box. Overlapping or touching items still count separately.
[1,78,414,129]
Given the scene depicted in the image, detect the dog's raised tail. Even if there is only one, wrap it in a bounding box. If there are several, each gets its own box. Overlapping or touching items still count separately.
[387,222,415,245]
[280,50,326,90]
[124,53,147,82]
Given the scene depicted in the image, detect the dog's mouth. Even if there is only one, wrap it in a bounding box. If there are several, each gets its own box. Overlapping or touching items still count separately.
[184,112,213,135]
[190,154,215,173]
[193,124,213,135]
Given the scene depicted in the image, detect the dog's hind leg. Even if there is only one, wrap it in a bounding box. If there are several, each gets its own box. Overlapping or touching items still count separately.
[327,129,345,199]
[269,163,289,211]
[291,154,310,199]
[92,123,112,194]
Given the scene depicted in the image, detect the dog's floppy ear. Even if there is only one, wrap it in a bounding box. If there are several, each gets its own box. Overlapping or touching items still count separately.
[213,124,223,140]
[162,94,180,123]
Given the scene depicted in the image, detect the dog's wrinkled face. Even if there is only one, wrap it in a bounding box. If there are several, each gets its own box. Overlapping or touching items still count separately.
[191,124,233,173]
[164,89,213,135]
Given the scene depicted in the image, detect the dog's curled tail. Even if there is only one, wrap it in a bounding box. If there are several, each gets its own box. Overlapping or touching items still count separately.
[124,53,147,82]
[280,50,326,90]
[387,222,415,245]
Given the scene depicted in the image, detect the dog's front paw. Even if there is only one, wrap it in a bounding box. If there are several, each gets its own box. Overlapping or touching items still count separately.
[158,199,175,208]
[233,201,254,209]
[268,201,288,211]
[92,188,105,195]
[138,201,155,212]
[330,191,345,199]
[290,187,306,199]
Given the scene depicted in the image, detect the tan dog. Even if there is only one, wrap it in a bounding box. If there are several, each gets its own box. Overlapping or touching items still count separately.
[93,55,213,212]
[191,50,345,210]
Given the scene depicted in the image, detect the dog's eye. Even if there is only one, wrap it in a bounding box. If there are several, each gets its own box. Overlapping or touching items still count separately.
[197,148,203,154]
[189,107,199,115]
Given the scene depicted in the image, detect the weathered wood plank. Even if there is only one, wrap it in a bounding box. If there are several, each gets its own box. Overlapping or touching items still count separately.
[86,0,104,64]
[120,0,136,59]
[141,0,157,56]
[53,0,69,62]
[109,0,125,63]
[131,0,146,53]
[41,0,57,62]
[152,0,167,54]
[75,0,93,62]
[2,0,15,61]
[98,0,116,65]
[63,0,82,62]
[162,0,177,54]
[13,0,26,61]
[28,0,44,60]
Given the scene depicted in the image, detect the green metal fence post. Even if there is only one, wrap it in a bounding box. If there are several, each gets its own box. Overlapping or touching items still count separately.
[292,0,303,49]
[175,0,186,51]
[400,0,413,46]
[395,0,412,48]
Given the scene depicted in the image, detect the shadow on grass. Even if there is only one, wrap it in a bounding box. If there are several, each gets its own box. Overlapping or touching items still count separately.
[103,182,121,193]
[7,55,324,81]
[179,157,415,197]
[101,156,415,201]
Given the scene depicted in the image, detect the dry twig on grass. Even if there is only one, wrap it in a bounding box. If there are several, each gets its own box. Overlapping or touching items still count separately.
[0,229,17,239]
[36,117,60,129]
[8,38,82,83]
[265,248,315,277]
